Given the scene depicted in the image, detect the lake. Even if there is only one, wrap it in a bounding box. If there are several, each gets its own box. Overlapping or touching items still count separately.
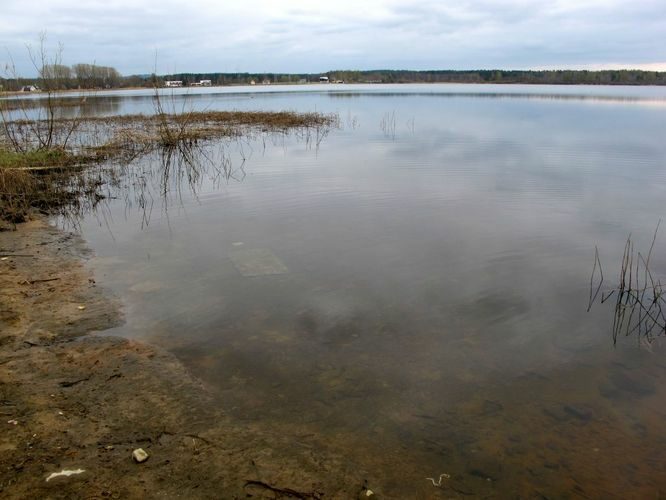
[62,84,666,496]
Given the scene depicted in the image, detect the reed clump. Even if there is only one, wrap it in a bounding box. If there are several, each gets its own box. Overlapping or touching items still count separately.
[85,111,336,158]
[0,109,338,225]
[6,110,337,152]
[588,222,666,345]
[47,110,335,128]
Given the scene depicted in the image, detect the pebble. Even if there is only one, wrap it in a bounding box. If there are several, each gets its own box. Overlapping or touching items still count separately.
[132,448,149,463]
[357,488,375,499]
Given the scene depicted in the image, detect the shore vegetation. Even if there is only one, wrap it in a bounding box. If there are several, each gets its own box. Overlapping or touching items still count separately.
[0,107,337,225]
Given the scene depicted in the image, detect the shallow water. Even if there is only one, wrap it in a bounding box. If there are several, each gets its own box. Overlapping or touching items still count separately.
[72,84,666,497]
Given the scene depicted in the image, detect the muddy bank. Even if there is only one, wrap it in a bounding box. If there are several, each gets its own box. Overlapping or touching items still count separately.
[0,220,371,499]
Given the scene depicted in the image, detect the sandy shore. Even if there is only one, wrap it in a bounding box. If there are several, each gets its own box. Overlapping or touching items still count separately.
[0,219,370,499]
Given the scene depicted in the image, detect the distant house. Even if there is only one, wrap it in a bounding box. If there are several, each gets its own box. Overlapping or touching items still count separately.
[250,80,256,85]
[164,80,183,87]
[200,80,212,86]
[22,85,39,92]
[319,76,329,83]
[262,79,271,85]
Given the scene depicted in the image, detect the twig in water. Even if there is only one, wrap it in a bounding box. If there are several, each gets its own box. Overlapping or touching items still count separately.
[587,246,603,312]
[19,277,60,285]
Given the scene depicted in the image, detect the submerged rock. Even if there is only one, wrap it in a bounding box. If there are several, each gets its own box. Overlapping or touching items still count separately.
[481,399,504,416]
[599,368,656,399]
[543,404,593,423]
[609,369,656,397]
[229,248,288,277]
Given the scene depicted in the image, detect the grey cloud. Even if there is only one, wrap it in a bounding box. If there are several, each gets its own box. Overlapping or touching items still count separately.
[1,0,664,75]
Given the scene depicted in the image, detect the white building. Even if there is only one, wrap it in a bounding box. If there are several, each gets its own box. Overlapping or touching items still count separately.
[165,80,183,87]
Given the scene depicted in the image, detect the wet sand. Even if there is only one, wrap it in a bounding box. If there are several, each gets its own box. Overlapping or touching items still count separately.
[0,220,370,499]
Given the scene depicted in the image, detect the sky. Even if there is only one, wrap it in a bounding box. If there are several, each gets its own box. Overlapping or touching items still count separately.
[1,0,665,76]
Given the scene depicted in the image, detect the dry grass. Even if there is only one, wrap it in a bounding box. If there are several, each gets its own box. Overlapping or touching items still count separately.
[0,155,100,225]
[0,96,90,112]
[0,167,33,222]
[0,147,79,169]
[10,110,336,129]
[0,147,102,225]
[6,110,337,151]
[0,109,338,225]
[84,111,337,158]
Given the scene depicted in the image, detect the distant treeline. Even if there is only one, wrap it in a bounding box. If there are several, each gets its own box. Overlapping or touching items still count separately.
[330,69,666,85]
[0,63,138,91]
[153,69,666,86]
[2,68,665,91]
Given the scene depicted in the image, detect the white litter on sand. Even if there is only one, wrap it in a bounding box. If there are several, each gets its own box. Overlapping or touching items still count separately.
[45,469,85,482]
[426,473,450,487]
[132,448,149,463]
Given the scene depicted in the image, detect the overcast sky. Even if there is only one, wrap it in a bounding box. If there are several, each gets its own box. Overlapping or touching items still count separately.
[2,0,665,76]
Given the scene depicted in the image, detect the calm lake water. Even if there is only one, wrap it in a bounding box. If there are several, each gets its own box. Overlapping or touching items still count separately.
[60,84,666,496]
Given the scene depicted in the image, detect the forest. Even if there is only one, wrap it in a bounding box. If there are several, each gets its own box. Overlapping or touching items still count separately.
[2,67,665,91]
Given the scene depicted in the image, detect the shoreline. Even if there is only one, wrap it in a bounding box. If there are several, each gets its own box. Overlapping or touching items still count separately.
[2,79,666,100]
[0,218,369,498]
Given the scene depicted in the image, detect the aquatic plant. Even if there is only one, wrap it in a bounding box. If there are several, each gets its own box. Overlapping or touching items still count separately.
[588,222,666,345]
[380,110,396,139]
[0,105,337,226]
